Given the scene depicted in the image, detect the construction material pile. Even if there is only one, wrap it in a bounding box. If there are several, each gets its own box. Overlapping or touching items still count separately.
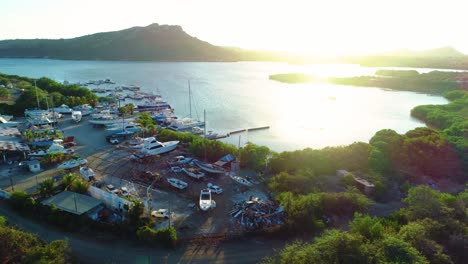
[229,196,285,231]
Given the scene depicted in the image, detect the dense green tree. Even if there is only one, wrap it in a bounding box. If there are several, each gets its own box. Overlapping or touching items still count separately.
[127,199,145,228]
[403,186,454,221]
[70,178,90,194]
[61,173,78,190]
[376,236,430,264]
[38,178,54,198]
[239,143,272,171]
[0,216,71,263]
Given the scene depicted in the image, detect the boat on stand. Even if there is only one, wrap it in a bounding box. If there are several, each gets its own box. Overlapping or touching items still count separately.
[71,111,82,123]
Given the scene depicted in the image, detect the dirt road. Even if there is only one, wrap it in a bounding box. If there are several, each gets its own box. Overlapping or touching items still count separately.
[0,201,284,263]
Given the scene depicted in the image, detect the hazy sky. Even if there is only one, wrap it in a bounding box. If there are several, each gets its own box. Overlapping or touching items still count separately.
[1,0,467,55]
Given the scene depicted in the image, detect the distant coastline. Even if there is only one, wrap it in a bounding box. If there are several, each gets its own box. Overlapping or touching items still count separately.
[270,70,467,95]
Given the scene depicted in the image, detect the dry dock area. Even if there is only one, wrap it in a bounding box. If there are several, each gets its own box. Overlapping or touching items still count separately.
[0,115,272,238]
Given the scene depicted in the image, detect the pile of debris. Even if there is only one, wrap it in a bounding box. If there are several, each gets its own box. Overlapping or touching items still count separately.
[229,196,284,231]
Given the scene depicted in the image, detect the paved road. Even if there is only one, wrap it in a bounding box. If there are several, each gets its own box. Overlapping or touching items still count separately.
[0,200,285,263]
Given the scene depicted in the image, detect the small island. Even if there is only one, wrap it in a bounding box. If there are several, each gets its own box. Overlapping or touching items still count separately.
[270,69,468,95]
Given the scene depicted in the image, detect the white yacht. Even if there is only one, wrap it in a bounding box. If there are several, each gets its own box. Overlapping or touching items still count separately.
[138,137,179,156]
[73,104,94,116]
[79,166,95,181]
[106,123,141,135]
[167,118,205,132]
[29,143,74,157]
[199,189,216,211]
[57,157,87,170]
[50,104,73,114]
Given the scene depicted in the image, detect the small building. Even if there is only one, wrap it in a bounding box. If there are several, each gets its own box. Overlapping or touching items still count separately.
[42,191,103,215]
[353,176,375,195]
[0,127,30,163]
[336,170,349,178]
[28,160,41,173]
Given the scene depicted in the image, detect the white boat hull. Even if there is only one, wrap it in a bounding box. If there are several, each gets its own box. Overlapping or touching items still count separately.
[182,167,205,179]
[167,178,188,189]
[194,160,226,174]
[140,140,179,156]
[57,158,87,170]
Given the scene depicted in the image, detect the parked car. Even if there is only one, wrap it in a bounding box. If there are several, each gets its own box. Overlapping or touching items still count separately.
[106,184,120,194]
[207,183,223,194]
[109,137,119,145]
[151,209,171,219]
[120,186,130,197]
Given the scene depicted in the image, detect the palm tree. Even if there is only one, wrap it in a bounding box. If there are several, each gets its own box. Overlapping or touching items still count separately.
[126,103,135,115]
[136,112,156,137]
[61,173,77,190]
[70,179,90,194]
[38,178,54,198]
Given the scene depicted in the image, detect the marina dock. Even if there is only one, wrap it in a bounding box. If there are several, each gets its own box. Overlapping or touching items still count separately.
[229,126,270,135]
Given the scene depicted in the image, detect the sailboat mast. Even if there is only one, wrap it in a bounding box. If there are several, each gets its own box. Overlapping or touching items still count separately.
[34,80,40,109]
[188,80,192,118]
[204,109,206,138]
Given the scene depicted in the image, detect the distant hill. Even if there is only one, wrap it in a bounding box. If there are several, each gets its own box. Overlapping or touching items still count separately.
[0,23,242,61]
[345,47,468,70]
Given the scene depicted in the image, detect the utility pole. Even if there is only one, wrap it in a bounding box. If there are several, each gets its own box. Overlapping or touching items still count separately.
[9,168,14,192]
[188,80,192,118]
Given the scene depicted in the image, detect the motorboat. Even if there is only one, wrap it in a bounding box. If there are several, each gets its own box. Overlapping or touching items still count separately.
[106,123,141,135]
[27,115,55,126]
[193,160,227,174]
[137,97,172,111]
[71,111,82,123]
[24,109,49,118]
[0,116,22,127]
[0,114,13,121]
[50,104,73,114]
[73,104,94,116]
[231,175,253,187]
[182,167,205,180]
[28,138,64,147]
[167,178,188,190]
[173,155,193,164]
[122,85,140,91]
[139,137,179,156]
[89,111,135,125]
[79,166,95,181]
[57,157,87,170]
[191,126,204,135]
[199,189,216,211]
[167,117,205,132]
[29,143,74,157]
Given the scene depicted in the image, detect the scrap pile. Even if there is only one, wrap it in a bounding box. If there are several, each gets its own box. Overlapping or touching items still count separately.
[229,196,285,231]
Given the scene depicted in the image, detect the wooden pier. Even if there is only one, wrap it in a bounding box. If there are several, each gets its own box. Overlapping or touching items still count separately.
[229,126,270,135]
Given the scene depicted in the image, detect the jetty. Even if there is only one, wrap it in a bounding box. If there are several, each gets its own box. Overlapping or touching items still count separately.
[229,126,270,135]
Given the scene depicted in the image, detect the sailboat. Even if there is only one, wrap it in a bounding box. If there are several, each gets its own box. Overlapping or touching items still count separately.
[167,80,205,131]
[25,81,56,126]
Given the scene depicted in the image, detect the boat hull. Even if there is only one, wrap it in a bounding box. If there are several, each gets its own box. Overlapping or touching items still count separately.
[194,160,226,174]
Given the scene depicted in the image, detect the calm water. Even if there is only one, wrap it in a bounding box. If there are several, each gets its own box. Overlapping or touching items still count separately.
[0,59,448,151]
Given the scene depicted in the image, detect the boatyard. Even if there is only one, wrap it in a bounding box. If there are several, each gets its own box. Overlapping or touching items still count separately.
[0,109,277,238]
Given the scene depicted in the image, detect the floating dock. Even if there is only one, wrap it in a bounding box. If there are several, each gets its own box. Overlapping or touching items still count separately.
[229,126,270,135]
